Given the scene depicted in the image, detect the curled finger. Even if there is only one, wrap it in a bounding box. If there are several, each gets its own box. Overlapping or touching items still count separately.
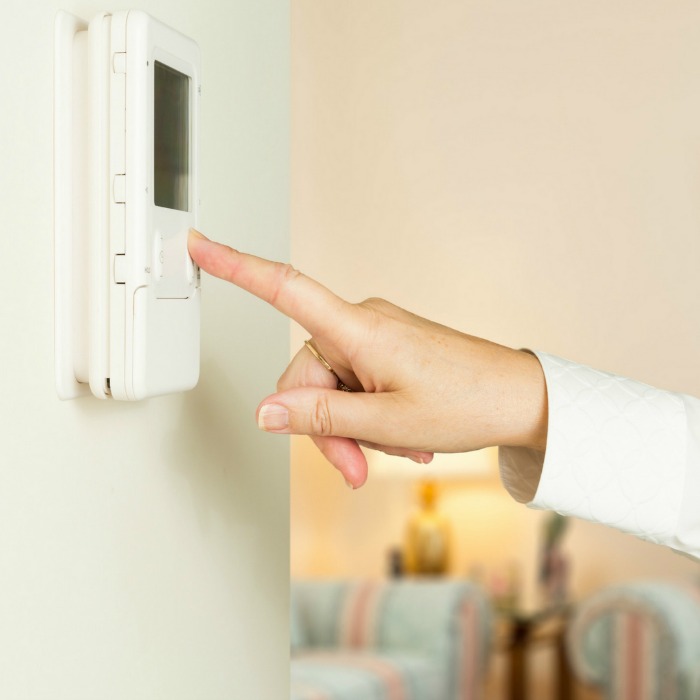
[357,441,434,465]
[311,435,368,489]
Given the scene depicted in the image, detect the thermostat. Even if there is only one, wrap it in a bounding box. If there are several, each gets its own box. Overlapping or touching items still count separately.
[54,10,201,400]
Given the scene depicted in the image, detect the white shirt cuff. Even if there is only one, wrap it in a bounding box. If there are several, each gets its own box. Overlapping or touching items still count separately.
[499,351,687,547]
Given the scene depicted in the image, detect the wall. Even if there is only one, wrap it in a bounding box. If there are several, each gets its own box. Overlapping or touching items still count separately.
[291,0,700,602]
[0,0,289,697]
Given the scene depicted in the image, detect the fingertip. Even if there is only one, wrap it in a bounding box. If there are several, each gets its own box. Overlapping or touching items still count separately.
[187,232,241,282]
[187,228,212,261]
[312,436,368,490]
[339,452,368,489]
[343,466,368,490]
[335,447,368,489]
[189,227,209,241]
[257,403,290,432]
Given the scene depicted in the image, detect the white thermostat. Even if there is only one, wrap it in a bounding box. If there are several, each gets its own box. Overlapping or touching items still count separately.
[54,10,201,400]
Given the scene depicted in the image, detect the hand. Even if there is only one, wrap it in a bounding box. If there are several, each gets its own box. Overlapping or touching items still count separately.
[188,229,548,488]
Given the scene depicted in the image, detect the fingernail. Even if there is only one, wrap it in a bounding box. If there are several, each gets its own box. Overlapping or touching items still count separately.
[258,404,289,431]
[409,455,425,464]
[345,479,355,490]
[189,228,209,241]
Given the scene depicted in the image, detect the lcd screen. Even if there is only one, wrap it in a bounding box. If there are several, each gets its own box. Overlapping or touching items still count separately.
[154,61,189,211]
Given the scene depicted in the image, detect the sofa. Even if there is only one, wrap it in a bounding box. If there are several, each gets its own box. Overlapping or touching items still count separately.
[567,580,700,700]
[290,579,492,700]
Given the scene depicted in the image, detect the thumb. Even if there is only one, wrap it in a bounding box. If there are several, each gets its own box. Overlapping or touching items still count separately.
[256,388,373,488]
[257,389,433,489]
[256,387,392,442]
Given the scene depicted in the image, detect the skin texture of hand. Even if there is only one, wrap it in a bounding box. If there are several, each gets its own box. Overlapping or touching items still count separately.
[187,229,548,488]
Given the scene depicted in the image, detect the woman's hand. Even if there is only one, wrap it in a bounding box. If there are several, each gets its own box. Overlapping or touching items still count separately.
[188,229,548,488]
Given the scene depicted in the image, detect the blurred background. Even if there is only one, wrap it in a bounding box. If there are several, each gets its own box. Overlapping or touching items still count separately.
[290,2,700,698]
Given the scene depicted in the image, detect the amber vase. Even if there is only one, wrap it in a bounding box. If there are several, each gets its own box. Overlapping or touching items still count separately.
[404,481,451,575]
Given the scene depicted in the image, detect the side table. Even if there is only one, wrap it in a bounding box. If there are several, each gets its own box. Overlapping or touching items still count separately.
[495,603,573,700]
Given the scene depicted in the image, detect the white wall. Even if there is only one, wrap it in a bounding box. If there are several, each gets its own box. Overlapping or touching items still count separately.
[291,1,700,599]
[0,1,289,697]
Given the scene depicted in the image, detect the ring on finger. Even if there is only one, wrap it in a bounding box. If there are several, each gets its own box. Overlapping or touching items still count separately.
[303,339,353,392]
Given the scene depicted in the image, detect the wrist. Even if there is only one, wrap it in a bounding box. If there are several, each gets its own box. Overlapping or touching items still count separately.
[505,349,549,452]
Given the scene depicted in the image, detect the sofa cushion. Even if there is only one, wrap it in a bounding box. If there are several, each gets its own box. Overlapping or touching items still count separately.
[291,579,491,699]
[293,580,350,647]
[290,650,447,700]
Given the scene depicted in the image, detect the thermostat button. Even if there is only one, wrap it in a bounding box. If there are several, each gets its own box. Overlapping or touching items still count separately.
[114,254,126,284]
[153,232,164,278]
[112,52,126,74]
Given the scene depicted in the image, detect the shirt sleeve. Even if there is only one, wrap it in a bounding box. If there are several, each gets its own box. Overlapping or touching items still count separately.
[499,351,700,558]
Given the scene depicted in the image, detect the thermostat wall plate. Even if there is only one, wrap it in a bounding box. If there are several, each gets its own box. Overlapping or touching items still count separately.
[54,10,201,400]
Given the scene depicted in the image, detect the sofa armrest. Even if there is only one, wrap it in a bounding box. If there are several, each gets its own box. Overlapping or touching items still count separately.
[567,581,700,700]
[376,581,490,663]
[292,579,492,699]
[379,580,492,700]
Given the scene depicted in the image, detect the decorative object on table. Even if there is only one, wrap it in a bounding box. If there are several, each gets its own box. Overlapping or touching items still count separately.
[404,481,451,574]
[366,448,497,577]
[386,545,404,578]
[539,512,570,605]
[489,561,521,613]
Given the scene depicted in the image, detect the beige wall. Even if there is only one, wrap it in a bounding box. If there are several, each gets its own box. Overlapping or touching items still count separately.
[0,1,289,697]
[291,1,700,601]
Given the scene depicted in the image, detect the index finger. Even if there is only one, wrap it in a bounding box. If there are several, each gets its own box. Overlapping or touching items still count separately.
[188,229,353,337]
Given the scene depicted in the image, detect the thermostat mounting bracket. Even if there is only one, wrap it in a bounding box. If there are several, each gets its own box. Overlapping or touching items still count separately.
[54,10,201,400]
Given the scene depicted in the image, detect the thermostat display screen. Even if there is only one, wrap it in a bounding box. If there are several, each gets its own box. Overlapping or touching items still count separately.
[154,61,189,211]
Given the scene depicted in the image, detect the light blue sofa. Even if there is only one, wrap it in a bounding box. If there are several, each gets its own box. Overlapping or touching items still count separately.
[567,580,700,700]
[290,579,492,700]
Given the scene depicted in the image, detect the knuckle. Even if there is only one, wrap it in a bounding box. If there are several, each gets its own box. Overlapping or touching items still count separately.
[359,296,388,310]
[358,296,400,319]
[270,263,302,305]
[310,394,334,436]
[356,296,398,336]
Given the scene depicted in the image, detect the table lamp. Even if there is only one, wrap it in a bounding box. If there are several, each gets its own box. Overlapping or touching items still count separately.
[365,448,497,576]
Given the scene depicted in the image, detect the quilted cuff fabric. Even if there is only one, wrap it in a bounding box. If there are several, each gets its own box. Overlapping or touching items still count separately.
[499,351,689,550]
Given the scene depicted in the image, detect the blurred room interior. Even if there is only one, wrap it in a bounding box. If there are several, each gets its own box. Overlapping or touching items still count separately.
[290,3,700,699]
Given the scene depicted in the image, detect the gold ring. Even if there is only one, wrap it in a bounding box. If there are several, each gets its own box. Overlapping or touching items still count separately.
[304,340,353,392]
